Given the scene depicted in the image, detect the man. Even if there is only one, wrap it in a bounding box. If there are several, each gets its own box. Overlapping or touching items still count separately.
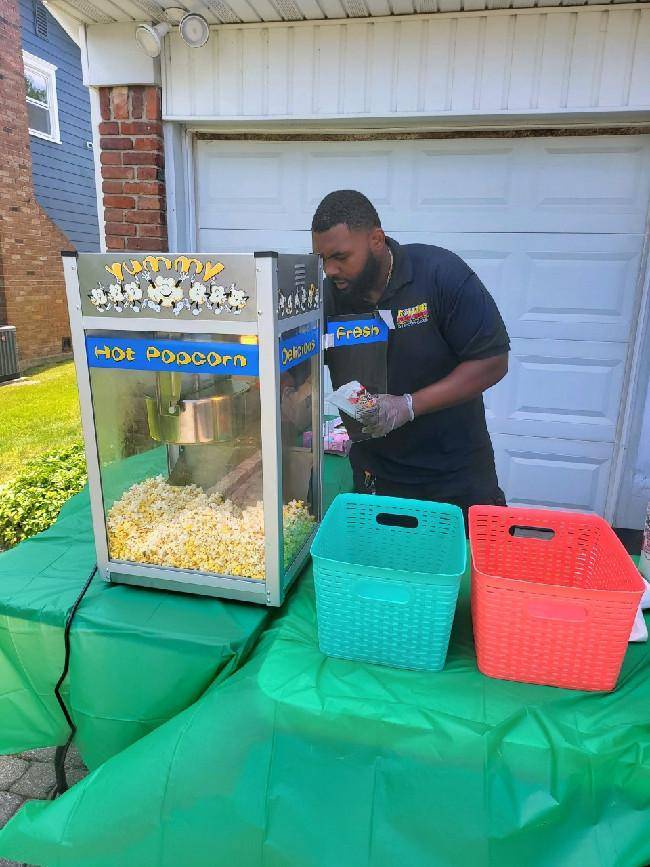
[312,189,509,523]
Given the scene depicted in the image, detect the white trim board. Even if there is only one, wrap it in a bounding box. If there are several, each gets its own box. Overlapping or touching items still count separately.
[88,86,107,253]
[163,6,650,122]
[612,212,650,528]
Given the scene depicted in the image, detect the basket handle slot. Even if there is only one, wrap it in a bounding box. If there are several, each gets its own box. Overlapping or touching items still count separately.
[355,579,411,605]
[526,600,588,622]
[376,512,419,529]
[509,525,555,541]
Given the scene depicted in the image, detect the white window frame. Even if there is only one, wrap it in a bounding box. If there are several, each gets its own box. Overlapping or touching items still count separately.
[22,50,60,144]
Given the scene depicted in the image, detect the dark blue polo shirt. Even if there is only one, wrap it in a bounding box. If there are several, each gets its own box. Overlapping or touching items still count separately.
[325,238,510,498]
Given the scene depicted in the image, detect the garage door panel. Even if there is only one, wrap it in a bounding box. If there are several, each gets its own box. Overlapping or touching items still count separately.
[407,138,650,233]
[411,144,516,210]
[391,232,642,341]
[196,136,650,234]
[303,148,397,213]
[493,435,612,513]
[510,246,640,342]
[198,229,313,254]
[194,134,650,517]
[485,338,628,441]
[200,232,640,344]
[197,148,293,221]
[532,140,650,219]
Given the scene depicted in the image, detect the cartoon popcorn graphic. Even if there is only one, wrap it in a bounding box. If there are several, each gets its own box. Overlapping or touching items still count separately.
[107,282,126,311]
[143,272,183,310]
[89,284,110,312]
[208,284,229,313]
[188,281,209,315]
[155,276,183,308]
[124,281,143,311]
[227,284,249,314]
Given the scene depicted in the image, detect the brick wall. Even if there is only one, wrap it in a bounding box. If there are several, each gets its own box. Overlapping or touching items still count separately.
[98,86,168,252]
[0,0,74,365]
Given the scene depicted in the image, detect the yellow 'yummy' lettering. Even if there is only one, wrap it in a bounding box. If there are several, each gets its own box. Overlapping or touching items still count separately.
[203,261,225,282]
[143,256,172,273]
[123,259,143,277]
[104,263,124,282]
[174,256,204,275]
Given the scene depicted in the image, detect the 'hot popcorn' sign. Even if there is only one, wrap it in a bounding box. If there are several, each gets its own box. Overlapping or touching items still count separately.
[85,336,260,376]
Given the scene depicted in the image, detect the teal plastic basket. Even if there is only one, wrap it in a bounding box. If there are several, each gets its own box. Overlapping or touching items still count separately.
[310,494,467,671]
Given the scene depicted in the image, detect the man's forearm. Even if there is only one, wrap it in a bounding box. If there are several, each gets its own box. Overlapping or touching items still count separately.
[411,355,508,418]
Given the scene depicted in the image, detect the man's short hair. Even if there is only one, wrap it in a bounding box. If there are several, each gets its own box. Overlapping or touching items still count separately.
[311,190,381,234]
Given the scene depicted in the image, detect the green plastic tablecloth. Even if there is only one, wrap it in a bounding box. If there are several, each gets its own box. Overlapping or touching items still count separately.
[1,456,650,866]
[0,452,352,768]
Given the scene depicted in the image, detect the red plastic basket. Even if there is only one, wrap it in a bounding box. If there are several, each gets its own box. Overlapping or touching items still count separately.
[469,506,645,692]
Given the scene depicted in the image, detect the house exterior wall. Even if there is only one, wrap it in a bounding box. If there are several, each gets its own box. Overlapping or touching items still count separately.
[89,5,650,527]
[162,7,650,123]
[20,0,100,252]
[0,0,74,364]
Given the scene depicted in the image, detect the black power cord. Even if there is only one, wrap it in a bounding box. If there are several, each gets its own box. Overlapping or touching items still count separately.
[49,564,97,799]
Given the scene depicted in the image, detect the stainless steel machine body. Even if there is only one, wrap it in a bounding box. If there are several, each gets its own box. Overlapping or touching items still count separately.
[63,251,323,606]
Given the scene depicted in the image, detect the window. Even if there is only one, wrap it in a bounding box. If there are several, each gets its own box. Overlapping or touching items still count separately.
[22,51,60,143]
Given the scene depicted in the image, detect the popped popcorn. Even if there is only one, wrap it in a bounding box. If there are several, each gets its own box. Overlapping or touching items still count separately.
[107,476,315,580]
[349,386,377,412]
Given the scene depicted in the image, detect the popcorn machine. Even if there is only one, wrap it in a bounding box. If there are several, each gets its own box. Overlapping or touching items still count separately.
[63,251,323,606]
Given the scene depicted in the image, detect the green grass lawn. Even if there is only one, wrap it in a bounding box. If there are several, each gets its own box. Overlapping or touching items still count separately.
[0,361,82,484]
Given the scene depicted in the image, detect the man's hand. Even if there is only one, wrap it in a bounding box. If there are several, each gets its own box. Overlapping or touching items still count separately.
[360,394,414,438]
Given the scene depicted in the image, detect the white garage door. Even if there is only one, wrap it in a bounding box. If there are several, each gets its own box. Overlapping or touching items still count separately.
[195,135,650,515]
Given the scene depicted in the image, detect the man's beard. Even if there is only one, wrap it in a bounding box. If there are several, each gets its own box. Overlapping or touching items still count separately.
[339,249,382,306]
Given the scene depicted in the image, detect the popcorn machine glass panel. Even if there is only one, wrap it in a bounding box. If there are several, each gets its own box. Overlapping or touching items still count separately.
[279,322,321,577]
[88,333,276,581]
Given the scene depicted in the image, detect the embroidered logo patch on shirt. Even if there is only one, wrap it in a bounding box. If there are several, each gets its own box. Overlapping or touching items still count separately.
[396,302,429,329]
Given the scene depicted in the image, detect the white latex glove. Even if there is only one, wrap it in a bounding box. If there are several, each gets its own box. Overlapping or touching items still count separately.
[629,573,650,643]
[630,606,648,642]
[360,393,414,438]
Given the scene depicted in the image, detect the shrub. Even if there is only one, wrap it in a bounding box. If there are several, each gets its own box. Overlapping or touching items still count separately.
[0,443,87,550]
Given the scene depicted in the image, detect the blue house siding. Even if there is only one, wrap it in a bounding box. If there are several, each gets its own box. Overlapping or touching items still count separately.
[20,0,100,252]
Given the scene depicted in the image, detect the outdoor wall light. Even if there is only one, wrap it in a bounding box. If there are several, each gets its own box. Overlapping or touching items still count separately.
[135,12,209,58]
[134,22,170,57]
[178,13,210,48]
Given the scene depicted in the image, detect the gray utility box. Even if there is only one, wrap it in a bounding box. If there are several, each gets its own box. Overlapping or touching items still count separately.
[0,326,19,383]
[63,251,323,606]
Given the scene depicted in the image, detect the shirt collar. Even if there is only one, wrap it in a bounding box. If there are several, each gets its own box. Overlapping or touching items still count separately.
[379,237,413,304]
